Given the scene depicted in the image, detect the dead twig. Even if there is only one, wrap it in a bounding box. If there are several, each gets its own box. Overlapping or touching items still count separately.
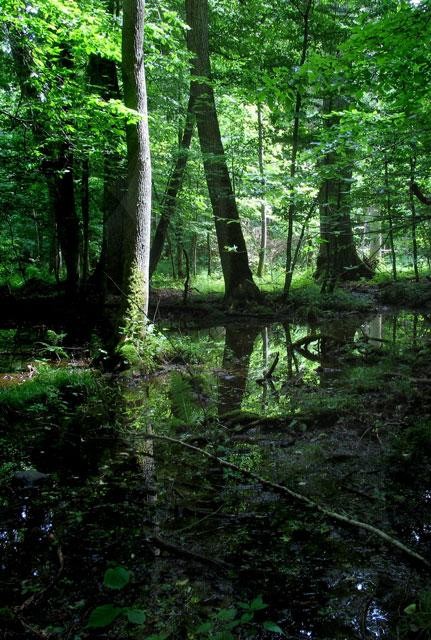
[257,352,280,384]
[146,533,231,569]
[148,434,430,569]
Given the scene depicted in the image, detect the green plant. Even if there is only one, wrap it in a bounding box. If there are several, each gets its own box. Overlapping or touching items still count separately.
[194,596,284,639]
[402,591,431,638]
[86,566,146,629]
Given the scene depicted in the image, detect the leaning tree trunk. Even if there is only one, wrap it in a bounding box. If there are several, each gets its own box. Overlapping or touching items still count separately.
[315,97,372,290]
[186,0,260,304]
[121,0,152,338]
[149,93,195,277]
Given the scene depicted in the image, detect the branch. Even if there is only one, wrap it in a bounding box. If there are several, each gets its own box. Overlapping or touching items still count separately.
[148,434,430,568]
[411,182,431,206]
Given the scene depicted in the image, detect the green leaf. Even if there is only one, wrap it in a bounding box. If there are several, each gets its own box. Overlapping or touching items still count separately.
[404,603,417,615]
[250,595,268,611]
[86,604,123,628]
[103,566,131,590]
[126,608,147,625]
[240,612,254,623]
[196,621,213,633]
[263,621,285,635]
[216,608,237,621]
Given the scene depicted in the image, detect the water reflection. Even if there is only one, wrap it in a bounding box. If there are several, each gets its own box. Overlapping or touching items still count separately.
[1,310,430,639]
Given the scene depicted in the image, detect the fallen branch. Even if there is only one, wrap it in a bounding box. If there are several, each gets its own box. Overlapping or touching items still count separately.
[292,334,324,349]
[148,434,430,569]
[146,534,231,569]
[257,351,280,384]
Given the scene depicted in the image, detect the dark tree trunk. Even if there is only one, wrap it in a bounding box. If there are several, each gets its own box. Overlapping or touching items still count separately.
[44,145,80,293]
[218,326,260,415]
[315,98,372,289]
[9,30,80,293]
[81,158,90,281]
[409,157,419,282]
[88,54,126,294]
[121,0,152,327]
[186,0,260,304]
[283,0,313,298]
[149,93,196,277]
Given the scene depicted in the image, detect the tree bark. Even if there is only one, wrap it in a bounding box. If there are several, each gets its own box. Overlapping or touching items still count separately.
[384,157,397,281]
[256,102,267,278]
[409,157,419,282]
[8,29,80,293]
[185,0,260,304]
[88,53,126,294]
[121,0,152,332]
[149,94,196,277]
[283,0,313,298]
[315,98,372,289]
[81,157,90,282]
[44,145,80,293]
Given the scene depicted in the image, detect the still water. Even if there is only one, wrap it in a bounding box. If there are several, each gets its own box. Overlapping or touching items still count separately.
[0,312,430,639]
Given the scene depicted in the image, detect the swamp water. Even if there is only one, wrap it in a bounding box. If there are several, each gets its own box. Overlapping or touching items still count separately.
[1,312,431,639]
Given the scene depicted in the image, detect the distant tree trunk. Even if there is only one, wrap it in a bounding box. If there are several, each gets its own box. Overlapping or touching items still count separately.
[149,94,196,277]
[176,233,184,279]
[121,0,152,335]
[409,157,419,282]
[88,54,126,294]
[283,0,313,298]
[44,145,80,293]
[315,98,372,290]
[257,102,267,278]
[207,231,212,276]
[384,157,397,281]
[81,157,90,281]
[186,0,260,304]
[191,233,197,277]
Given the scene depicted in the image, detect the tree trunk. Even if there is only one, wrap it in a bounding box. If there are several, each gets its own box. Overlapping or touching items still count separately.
[81,157,90,281]
[256,102,267,278]
[88,54,126,295]
[384,157,397,281]
[9,29,80,293]
[283,0,313,298]
[315,98,372,289]
[121,0,152,336]
[185,0,260,305]
[409,157,419,282]
[44,145,80,293]
[149,93,196,277]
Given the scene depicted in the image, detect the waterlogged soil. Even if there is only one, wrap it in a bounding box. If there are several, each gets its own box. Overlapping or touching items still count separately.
[1,312,431,639]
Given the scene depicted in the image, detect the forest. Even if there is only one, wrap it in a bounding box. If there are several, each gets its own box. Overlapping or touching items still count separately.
[1,0,431,638]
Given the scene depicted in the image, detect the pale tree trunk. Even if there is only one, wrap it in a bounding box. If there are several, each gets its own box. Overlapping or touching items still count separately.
[186,0,260,304]
[257,102,267,278]
[121,0,152,336]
